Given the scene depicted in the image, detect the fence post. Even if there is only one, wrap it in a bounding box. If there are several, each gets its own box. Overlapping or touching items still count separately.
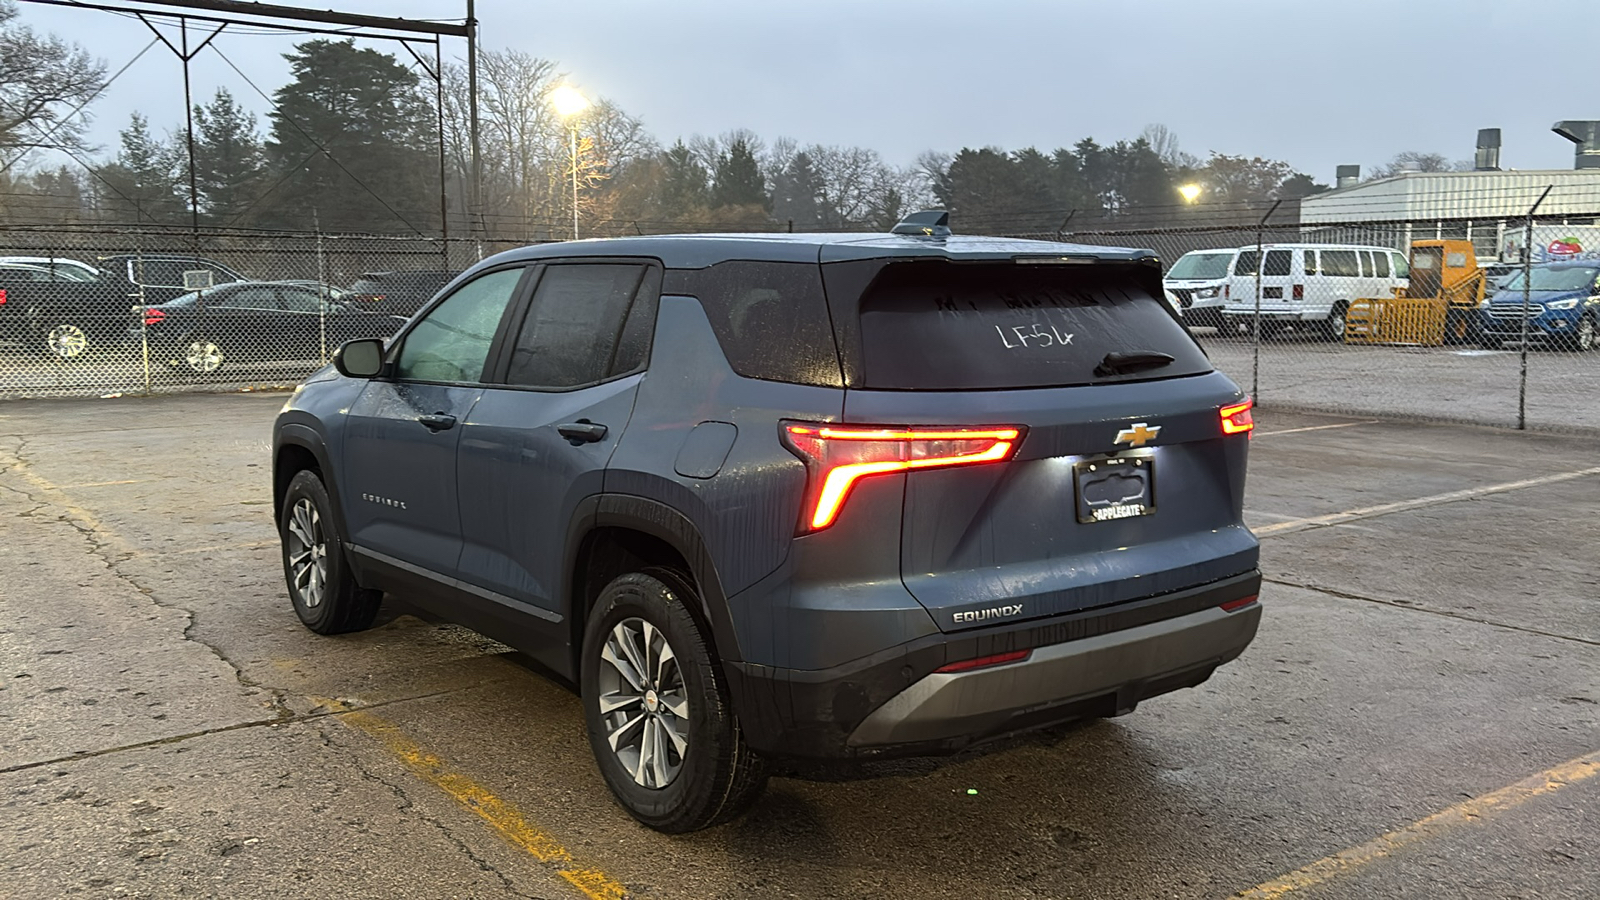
[1251,200,1282,401]
[1518,185,1554,430]
[136,244,151,396]
[315,220,329,364]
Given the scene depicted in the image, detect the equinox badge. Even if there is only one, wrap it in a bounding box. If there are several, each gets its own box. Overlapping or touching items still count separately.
[1114,422,1162,448]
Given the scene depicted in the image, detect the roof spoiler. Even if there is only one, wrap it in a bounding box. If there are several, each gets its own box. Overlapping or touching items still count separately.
[891,209,951,238]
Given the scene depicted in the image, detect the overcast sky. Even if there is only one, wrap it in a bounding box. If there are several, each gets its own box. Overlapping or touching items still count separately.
[17,0,1600,181]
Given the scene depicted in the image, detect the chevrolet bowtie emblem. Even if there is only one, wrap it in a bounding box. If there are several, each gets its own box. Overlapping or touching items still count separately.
[1114,423,1161,447]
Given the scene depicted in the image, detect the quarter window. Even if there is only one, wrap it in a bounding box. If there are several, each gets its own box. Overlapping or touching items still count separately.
[395,267,525,383]
[1372,252,1390,278]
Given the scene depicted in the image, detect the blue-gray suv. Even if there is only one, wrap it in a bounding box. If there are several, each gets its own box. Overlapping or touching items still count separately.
[272,213,1263,832]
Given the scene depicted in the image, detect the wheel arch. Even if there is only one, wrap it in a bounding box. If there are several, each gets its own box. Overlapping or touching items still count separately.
[569,495,742,679]
[273,424,348,536]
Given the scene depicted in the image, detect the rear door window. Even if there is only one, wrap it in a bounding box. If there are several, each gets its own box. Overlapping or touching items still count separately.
[823,260,1210,390]
[1322,250,1360,277]
[504,264,646,389]
[1262,250,1293,277]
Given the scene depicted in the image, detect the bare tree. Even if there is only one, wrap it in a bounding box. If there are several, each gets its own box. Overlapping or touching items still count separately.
[0,1,107,169]
[1140,123,1198,169]
[1368,151,1471,179]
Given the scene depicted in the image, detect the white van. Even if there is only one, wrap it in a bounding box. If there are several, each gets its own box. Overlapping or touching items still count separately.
[1221,243,1409,339]
[1162,248,1239,326]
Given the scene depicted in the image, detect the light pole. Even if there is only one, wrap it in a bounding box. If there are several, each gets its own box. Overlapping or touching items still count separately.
[550,84,590,240]
[1178,183,1203,204]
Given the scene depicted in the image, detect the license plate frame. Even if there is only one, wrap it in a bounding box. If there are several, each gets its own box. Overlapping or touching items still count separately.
[1074,454,1155,524]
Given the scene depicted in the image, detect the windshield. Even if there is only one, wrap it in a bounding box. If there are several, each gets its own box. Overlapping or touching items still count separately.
[1499,266,1599,293]
[1166,252,1233,280]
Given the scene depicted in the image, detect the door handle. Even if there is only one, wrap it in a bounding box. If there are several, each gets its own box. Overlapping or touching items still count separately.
[557,420,608,444]
[417,412,457,432]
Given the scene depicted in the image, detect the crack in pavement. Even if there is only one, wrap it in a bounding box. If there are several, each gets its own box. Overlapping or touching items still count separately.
[0,437,297,723]
[316,719,555,900]
[1263,576,1600,647]
[0,680,518,776]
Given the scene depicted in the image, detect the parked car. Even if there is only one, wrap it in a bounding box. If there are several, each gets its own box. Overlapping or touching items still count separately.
[344,270,459,316]
[1479,262,1600,351]
[0,255,104,282]
[273,213,1263,832]
[1,253,249,359]
[137,281,406,374]
[1162,247,1238,327]
[1220,243,1410,340]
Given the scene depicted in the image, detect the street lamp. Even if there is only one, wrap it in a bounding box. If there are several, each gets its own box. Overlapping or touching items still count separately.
[1178,183,1203,204]
[550,84,590,240]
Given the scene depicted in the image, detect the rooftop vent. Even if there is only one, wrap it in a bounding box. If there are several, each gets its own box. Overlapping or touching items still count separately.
[1552,121,1600,170]
[1335,165,1360,189]
[1474,128,1502,171]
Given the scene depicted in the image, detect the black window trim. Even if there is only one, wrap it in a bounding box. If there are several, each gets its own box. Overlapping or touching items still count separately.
[378,262,539,388]
[481,257,663,394]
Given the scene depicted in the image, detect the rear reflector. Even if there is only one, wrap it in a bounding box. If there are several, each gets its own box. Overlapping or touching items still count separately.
[1221,397,1255,436]
[1220,595,1258,612]
[143,307,166,326]
[0,288,7,305]
[936,649,1031,673]
[782,423,1024,531]
[1292,284,1305,300]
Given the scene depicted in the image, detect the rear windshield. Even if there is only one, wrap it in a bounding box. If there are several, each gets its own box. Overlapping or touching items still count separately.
[1166,251,1233,280]
[826,260,1211,390]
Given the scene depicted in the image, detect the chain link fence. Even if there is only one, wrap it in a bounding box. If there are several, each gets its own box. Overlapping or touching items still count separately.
[3,185,1599,436]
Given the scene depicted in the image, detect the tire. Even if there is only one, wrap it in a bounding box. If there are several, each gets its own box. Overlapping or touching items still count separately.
[182,336,226,374]
[1571,316,1597,352]
[1323,302,1349,342]
[581,570,766,833]
[42,322,89,359]
[279,469,382,635]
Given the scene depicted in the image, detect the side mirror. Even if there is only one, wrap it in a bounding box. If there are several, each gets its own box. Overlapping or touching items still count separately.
[333,338,384,378]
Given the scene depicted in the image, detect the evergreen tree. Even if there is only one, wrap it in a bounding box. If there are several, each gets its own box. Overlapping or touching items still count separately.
[263,39,437,233]
[771,151,821,228]
[657,140,709,214]
[97,113,184,224]
[710,137,767,210]
[192,88,264,225]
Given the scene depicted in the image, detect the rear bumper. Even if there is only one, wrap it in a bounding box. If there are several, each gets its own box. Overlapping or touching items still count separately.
[848,602,1259,747]
[724,570,1261,760]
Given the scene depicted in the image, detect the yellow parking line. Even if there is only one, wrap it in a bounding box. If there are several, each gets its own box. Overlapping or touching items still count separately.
[1235,749,1600,898]
[1254,420,1379,437]
[1255,466,1600,537]
[341,711,629,900]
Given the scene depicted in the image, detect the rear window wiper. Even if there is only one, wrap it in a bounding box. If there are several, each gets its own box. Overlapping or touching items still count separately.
[1094,350,1176,377]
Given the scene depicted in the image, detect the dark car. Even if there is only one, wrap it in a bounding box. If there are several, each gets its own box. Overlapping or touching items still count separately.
[345,270,459,316]
[1479,262,1600,351]
[272,213,1263,832]
[139,281,406,374]
[2,253,249,359]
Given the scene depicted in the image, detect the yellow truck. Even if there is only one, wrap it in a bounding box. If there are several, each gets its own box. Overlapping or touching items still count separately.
[1345,240,1486,346]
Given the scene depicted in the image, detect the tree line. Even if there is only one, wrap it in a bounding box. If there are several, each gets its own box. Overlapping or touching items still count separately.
[0,3,1461,238]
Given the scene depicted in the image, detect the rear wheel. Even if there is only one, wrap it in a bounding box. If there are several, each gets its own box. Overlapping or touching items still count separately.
[581,570,766,833]
[279,469,382,635]
[42,323,88,359]
[183,337,225,374]
[1323,302,1349,342]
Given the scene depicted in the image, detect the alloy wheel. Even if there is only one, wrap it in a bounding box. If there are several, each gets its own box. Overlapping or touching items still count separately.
[185,339,224,373]
[285,498,328,609]
[45,324,87,359]
[597,617,690,789]
[1578,317,1596,352]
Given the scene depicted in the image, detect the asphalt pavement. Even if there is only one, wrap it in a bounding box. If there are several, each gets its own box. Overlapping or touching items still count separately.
[0,394,1595,899]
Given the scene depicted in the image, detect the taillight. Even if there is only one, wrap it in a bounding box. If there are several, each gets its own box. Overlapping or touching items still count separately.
[1292,284,1304,300]
[1221,397,1254,436]
[935,649,1031,673]
[143,307,166,326]
[0,288,7,306]
[781,423,1024,531]
[351,293,385,304]
[1220,595,1258,612]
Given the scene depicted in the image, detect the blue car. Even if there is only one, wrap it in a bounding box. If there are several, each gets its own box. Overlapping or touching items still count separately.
[1479,262,1600,351]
